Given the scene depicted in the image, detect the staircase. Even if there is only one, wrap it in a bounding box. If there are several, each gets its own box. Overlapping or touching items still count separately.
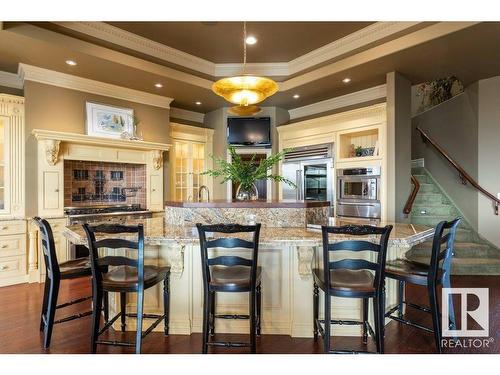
[407,167,500,275]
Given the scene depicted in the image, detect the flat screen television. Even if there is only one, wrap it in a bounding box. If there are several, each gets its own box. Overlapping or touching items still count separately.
[227,117,271,146]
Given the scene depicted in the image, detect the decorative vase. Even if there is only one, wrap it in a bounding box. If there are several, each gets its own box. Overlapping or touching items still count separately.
[235,183,259,201]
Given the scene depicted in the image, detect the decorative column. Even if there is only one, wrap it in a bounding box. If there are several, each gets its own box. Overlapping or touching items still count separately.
[28,224,39,283]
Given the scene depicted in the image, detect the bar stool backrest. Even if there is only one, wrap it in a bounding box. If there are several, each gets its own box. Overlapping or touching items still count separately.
[321,224,393,297]
[82,223,145,289]
[429,218,461,282]
[196,223,261,292]
[33,217,60,281]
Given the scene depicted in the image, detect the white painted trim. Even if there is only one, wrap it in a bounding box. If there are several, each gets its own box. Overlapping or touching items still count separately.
[0,70,23,90]
[54,21,424,78]
[287,22,420,75]
[170,107,205,124]
[288,84,386,120]
[18,64,173,109]
[279,22,479,92]
[214,62,289,77]
[53,22,215,76]
[32,129,171,151]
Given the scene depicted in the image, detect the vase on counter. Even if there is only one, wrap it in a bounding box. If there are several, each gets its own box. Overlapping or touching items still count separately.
[235,183,259,201]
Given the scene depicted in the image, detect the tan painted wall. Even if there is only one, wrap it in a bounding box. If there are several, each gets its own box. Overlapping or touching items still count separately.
[478,76,500,247]
[386,72,412,222]
[24,81,170,216]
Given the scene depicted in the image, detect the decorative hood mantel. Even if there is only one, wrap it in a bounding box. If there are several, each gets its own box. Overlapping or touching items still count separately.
[32,129,171,169]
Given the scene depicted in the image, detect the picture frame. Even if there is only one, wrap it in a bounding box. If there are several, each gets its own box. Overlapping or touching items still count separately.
[85,101,134,139]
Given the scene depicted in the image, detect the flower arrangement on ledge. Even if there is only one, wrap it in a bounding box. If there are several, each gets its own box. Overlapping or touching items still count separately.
[203,146,297,200]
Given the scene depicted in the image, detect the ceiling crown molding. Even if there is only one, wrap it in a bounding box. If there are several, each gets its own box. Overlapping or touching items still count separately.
[287,22,420,75]
[170,107,205,123]
[288,84,386,120]
[54,21,424,78]
[0,70,23,89]
[53,21,215,76]
[18,63,174,109]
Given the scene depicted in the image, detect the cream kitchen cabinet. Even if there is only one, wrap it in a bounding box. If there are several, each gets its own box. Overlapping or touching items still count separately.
[170,123,214,201]
[0,95,27,286]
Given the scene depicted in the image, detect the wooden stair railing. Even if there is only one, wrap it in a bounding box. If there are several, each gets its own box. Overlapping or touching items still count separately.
[403,175,420,216]
[416,126,499,215]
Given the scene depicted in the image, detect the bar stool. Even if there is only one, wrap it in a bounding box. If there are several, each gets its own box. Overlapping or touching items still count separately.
[83,223,171,354]
[313,224,393,354]
[384,218,460,353]
[196,223,262,354]
[33,217,95,349]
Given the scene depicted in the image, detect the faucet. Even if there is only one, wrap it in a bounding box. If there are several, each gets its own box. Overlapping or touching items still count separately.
[198,185,210,202]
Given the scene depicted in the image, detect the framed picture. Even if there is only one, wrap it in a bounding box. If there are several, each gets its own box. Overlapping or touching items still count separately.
[85,102,134,139]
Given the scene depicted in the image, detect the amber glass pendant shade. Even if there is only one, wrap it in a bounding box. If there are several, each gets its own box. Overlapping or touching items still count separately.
[228,105,262,116]
[212,76,279,107]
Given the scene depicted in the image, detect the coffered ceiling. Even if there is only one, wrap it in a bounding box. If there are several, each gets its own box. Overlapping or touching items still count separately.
[105,22,374,63]
[1,21,500,115]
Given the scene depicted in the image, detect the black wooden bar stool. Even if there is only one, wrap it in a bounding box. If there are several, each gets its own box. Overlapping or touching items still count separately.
[196,223,262,354]
[313,224,393,354]
[83,223,171,354]
[384,218,460,353]
[33,217,96,349]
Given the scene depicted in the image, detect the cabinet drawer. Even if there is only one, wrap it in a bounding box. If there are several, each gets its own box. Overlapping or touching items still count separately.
[0,256,26,279]
[0,220,27,236]
[0,235,26,258]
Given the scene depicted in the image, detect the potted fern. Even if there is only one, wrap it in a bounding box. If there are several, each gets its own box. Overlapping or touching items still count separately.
[203,146,296,201]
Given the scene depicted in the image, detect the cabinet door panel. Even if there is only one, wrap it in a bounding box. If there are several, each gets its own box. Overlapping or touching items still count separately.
[43,171,60,210]
[150,174,162,208]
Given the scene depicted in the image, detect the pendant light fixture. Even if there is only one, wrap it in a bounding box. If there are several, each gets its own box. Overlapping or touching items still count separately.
[211,22,279,116]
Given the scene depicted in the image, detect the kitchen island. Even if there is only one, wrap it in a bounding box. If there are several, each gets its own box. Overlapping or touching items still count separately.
[164,199,330,227]
[62,211,433,338]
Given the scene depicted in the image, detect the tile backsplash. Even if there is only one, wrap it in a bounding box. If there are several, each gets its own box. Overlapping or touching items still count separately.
[64,160,146,208]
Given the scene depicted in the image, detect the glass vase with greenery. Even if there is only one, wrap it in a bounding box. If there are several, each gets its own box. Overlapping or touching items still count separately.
[203,146,297,200]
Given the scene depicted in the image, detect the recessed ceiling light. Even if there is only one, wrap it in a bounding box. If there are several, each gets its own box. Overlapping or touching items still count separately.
[293,94,300,99]
[195,101,202,105]
[245,36,257,45]
[154,83,163,88]
[342,77,352,84]
[65,60,77,66]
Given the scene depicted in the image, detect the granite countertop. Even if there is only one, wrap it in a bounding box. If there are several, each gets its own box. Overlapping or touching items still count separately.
[62,216,434,248]
[164,200,330,208]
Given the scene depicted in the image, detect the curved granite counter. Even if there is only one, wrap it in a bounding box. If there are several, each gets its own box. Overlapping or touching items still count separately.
[164,200,330,227]
[62,217,433,338]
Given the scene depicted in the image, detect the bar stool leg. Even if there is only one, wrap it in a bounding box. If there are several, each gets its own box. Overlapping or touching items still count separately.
[103,292,109,323]
[40,277,50,332]
[362,298,368,344]
[43,278,60,349]
[373,295,381,354]
[209,291,215,336]
[378,288,386,354]
[90,287,103,354]
[256,284,262,336]
[313,283,319,341]
[442,274,457,332]
[202,290,210,354]
[398,281,405,318]
[120,292,127,332]
[135,288,144,354]
[249,290,257,353]
[323,292,331,353]
[428,283,442,353]
[163,276,170,336]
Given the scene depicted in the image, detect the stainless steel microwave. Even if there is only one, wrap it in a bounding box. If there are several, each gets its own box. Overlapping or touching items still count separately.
[337,167,380,201]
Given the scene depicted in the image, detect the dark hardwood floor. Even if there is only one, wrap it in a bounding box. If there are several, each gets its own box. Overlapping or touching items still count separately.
[0,276,498,354]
